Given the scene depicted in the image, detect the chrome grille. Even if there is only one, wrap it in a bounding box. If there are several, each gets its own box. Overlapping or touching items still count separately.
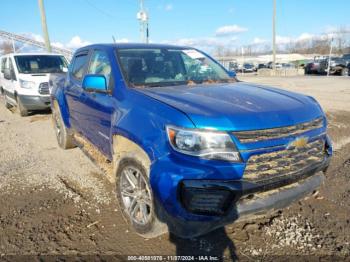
[244,139,326,182]
[233,117,323,143]
[38,82,50,95]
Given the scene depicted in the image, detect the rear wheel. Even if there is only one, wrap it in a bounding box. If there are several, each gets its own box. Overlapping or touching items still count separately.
[52,101,75,149]
[116,159,166,238]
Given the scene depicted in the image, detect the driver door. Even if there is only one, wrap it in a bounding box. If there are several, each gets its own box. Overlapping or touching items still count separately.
[81,49,114,158]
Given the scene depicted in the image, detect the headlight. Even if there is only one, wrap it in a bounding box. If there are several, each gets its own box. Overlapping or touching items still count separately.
[166,126,241,162]
[19,79,36,89]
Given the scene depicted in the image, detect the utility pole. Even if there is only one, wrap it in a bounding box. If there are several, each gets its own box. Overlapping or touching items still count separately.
[38,0,52,52]
[327,37,334,77]
[272,0,276,73]
[241,47,245,76]
[136,0,149,43]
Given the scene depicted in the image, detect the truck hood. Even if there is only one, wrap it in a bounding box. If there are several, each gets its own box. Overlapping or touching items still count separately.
[138,82,324,131]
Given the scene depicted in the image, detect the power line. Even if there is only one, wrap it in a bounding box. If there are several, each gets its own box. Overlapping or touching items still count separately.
[83,0,117,19]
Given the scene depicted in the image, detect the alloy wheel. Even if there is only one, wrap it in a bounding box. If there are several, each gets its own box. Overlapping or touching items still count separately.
[120,166,153,226]
[53,111,63,145]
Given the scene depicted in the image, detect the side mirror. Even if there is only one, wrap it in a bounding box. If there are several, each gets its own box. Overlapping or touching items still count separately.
[4,68,12,80]
[82,74,108,93]
[228,70,236,78]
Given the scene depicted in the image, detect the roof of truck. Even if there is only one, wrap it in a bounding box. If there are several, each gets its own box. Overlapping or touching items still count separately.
[76,43,191,52]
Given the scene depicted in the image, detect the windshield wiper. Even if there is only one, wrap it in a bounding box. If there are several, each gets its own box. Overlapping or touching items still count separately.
[133,81,188,88]
[217,78,237,83]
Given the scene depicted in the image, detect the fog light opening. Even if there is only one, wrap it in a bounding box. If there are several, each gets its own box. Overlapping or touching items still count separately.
[181,187,235,216]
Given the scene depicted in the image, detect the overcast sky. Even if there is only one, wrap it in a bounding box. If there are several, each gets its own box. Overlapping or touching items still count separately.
[1,0,349,52]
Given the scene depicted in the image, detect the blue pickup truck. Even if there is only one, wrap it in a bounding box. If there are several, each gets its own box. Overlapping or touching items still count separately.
[50,43,332,238]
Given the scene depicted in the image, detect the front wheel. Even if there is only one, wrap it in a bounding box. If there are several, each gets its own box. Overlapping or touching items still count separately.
[17,97,28,117]
[4,95,12,110]
[341,68,349,76]
[116,159,166,238]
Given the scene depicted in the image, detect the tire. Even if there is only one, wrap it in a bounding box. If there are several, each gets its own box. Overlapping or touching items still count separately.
[5,101,12,109]
[52,101,76,149]
[116,159,166,238]
[4,95,12,110]
[341,68,348,76]
[17,97,28,117]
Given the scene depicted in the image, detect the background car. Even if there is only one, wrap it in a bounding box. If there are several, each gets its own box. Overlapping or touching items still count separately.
[257,63,267,70]
[341,53,350,66]
[304,56,328,75]
[241,63,255,73]
[281,63,296,69]
[0,53,68,116]
[319,57,348,76]
[266,61,283,69]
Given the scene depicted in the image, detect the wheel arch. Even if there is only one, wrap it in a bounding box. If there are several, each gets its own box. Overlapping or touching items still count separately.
[51,88,71,128]
[112,134,152,181]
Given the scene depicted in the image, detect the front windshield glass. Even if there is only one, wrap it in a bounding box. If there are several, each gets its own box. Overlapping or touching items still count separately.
[14,55,68,74]
[116,48,235,87]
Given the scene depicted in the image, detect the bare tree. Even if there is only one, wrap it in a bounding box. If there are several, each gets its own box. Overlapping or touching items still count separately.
[333,26,350,54]
[0,41,14,54]
[213,25,350,58]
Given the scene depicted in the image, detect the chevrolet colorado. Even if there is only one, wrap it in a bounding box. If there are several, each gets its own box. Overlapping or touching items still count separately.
[50,44,332,238]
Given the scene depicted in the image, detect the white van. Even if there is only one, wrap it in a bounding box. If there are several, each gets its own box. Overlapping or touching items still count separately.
[0,53,68,116]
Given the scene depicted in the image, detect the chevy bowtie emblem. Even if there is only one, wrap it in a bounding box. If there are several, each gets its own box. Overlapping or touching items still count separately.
[289,137,308,149]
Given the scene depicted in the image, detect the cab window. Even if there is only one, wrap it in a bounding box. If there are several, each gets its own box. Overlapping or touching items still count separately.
[71,53,89,80]
[87,50,112,89]
[1,57,7,73]
[9,59,17,81]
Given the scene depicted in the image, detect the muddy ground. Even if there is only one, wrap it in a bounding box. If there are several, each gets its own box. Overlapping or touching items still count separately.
[0,76,349,261]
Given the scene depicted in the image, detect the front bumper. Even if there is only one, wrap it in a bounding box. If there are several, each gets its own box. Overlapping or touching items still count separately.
[154,157,330,238]
[18,95,51,110]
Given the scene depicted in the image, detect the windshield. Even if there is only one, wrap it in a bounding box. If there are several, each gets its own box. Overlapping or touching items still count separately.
[116,48,235,87]
[14,55,68,74]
